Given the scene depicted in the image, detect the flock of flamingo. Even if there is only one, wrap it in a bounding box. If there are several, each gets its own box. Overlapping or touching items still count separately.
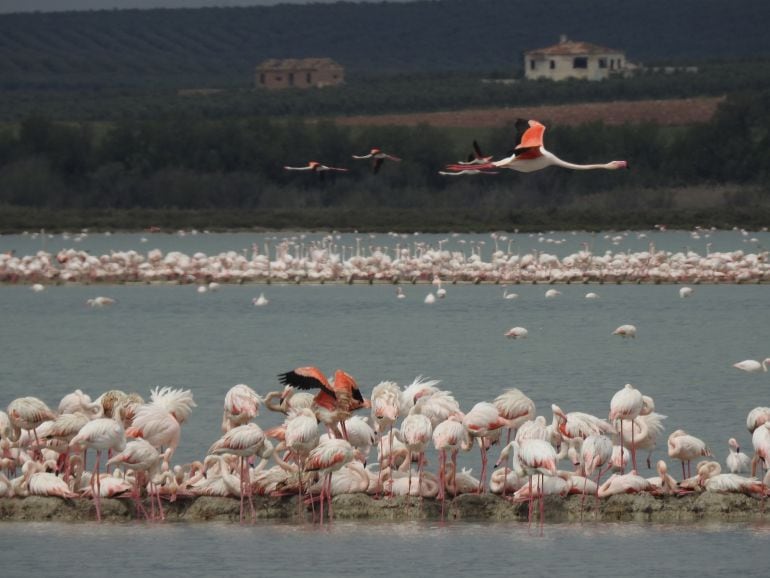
[2,232,768,286]
[2,375,769,525]
[285,119,628,179]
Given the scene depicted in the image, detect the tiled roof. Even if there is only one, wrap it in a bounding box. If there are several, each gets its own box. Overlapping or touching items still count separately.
[257,58,343,70]
[526,40,623,56]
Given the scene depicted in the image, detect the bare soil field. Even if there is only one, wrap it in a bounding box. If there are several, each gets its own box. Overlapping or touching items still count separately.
[334,96,725,128]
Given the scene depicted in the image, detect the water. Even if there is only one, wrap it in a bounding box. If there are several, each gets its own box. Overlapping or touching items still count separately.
[1,230,769,576]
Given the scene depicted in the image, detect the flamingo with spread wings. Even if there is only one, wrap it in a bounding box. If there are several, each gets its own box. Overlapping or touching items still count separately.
[444,119,628,174]
[352,148,401,174]
[283,161,349,181]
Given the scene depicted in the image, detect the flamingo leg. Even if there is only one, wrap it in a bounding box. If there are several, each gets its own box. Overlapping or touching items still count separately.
[93,450,102,522]
[630,419,638,471]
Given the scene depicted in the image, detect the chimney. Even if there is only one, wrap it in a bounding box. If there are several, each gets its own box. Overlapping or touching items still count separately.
[559,34,568,44]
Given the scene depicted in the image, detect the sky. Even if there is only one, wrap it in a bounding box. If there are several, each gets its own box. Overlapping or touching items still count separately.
[0,0,415,13]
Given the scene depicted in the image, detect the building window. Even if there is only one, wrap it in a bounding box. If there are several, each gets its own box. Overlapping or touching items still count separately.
[288,73,294,86]
[573,57,588,69]
[529,60,535,70]
[598,58,607,69]
[549,60,555,69]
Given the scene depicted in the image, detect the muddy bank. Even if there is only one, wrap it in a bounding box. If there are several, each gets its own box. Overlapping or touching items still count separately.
[1,493,767,523]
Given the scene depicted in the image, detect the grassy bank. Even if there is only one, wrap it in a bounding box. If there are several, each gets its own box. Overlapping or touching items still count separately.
[3,195,769,234]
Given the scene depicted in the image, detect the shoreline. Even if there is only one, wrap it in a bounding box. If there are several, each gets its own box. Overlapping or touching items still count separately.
[1,493,767,524]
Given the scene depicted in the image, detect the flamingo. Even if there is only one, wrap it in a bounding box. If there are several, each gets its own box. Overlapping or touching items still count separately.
[283,161,348,181]
[304,437,357,524]
[726,437,751,474]
[612,324,637,338]
[7,396,57,458]
[86,296,116,307]
[597,470,651,498]
[370,380,401,490]
[284,407,320,511]
[69,417,127,521]
[504,327,528,339]
[19,461,78,498]
[544,289,561,298]
[252,293,269,307]
[502,287,518,300]
[395,412,433,503]
[456,140,494,165]
[352,148,401,174]
[443,119,628,174]
[667,429,712,479]
[733,358,770,373]
[580,434,614,514]
[496,439,557,528]
[438,168,499,176]
[208,422,272,523]
[278,367,369,440]
[462,402,511,492]
[107,438,165,520]
[695,461,765,495]
[432,416,471,508]
[646,460,679,495]
[679,286,694,298]
[221,383,262,432]
[608,383,644,471]
[263,386,314,415]
[126,387,196,461]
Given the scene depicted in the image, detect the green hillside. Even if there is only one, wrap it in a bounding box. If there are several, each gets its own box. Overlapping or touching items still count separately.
[0,0,768,89]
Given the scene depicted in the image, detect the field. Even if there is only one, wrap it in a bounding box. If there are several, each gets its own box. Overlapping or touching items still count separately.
[334,96,725,127]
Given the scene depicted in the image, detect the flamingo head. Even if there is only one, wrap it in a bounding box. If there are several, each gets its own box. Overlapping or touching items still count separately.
[611,160,629,170]
[728,437,740,452]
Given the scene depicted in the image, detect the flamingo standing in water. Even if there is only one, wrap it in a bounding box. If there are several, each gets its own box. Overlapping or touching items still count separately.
[443,119,628,174]
[352,148,401,174]
[304,437,357,524]
[208,422,273,523]
[609,383,644,472]
[69,417,126,521]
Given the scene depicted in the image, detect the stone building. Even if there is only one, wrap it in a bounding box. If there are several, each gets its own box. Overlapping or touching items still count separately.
[524,35,627,81]
[255,58,344,89]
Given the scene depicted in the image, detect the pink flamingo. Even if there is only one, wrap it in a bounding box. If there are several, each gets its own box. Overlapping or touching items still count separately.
[432,415,471,510]
[283,161,349,182]
[221,383,262,432]
[609,383,644,471]
[69,417,126,521]
[667,429,712,479]
[352,148,401,174]
[444,119,628,174]
[208,422,273,523]
[304,438,356,524]
[396,412,433,504]
[462,401,511,493]
[107,438,166,520]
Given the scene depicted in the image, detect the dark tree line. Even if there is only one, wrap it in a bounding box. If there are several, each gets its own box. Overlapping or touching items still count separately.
[1,91,769,216]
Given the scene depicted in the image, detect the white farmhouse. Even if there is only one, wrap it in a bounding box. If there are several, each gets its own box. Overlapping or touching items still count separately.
[524,35,627,81]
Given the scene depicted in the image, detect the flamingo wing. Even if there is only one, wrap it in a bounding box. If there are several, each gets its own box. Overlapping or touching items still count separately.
[278,367,336,399]
[513,119,545,159]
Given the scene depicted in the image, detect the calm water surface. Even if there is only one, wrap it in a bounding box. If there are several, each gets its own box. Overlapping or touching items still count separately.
[1,230,769,576]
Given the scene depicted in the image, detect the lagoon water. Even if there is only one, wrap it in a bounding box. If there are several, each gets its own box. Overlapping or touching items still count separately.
[1,230,770,576]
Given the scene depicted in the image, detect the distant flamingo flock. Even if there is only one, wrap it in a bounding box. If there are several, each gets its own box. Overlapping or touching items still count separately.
[2,232,769,286]
[2,376,769,525]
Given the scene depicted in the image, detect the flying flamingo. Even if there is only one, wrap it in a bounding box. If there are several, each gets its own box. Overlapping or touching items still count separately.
[69,417,127,521]
[283,161,349,181]
[456,140,494,165]
[304,437,357,524]
[208,422,273,523]
[443,119,628,174]
[352,148,401,174]
[609,383,644,471]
